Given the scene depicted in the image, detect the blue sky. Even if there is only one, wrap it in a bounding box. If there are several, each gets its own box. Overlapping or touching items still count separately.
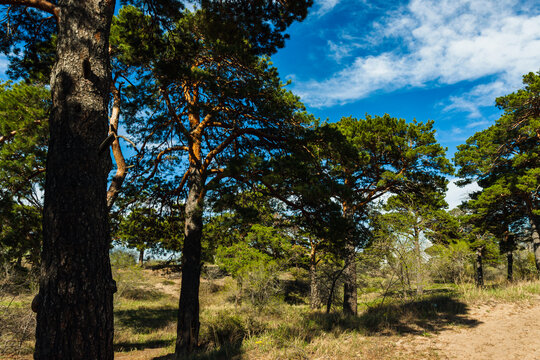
[1,0,538,207]
[272,0,540,158]
[270,0,540,206]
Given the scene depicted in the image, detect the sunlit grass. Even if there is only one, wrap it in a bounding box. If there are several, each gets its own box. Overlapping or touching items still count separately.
[456,280,540,304]
[2,263,539,360]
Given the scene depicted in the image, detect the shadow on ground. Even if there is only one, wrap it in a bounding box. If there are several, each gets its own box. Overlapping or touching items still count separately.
[115,307,177,334]
[304,290,481,337]
[116,339,175,352]
[115,306,244,359]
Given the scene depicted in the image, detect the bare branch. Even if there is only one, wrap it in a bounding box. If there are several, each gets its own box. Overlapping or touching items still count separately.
[106,82,127,210]
[117,135,138,152]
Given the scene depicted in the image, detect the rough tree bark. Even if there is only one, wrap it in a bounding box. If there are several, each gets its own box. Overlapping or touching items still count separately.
[175,100,205,356]
[175,167,204,356]
[33,1,116,359]
[309,244,321,309]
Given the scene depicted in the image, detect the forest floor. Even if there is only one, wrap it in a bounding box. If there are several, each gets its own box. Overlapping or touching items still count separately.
[2,266,540,360]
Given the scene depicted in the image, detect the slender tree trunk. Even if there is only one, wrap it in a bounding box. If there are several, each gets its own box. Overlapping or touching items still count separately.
[326,275,338,314]
[414,225,423,295]
[530,217,540,273]
[342,203,357,315]
[139,248,145,266]
[507,250,513,282]
[475,247,484,287]
[175,168,204,357]
[342,241,357,315]
[524,198,540,273]
[35,1,116,359]
[309,246,321,310]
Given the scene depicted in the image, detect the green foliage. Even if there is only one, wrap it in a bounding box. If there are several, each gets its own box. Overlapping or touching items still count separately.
[0,202,41,267]
[513,250,538,280]
[0,81,49,200]
[0,82,49,268]
[114,205,183,259]
[455,71,540,215]
[110,249,138,267]
[427,241,475,283]
[455,71,540,272]
[330,114,453,241]
[112,4,309,195]
[216,241,282,306]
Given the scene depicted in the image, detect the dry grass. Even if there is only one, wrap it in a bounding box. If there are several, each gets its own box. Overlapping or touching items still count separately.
[0,266,37,358]
[1,263,539,360]
[456,281,540,304]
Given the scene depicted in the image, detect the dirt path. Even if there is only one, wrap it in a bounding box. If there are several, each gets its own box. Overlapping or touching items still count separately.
[403,298,540,360]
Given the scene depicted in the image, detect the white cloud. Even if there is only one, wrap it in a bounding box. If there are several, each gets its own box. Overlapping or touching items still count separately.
[445,179,480,209]
[327,40,353,63]
[315,0,342,17]
[295,0,540,111]
[466,120,490,129]
[444,77,518,118]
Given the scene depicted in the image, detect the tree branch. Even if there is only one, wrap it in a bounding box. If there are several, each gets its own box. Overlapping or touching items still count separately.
[202,128,280,172]
[0,0,60,20]
[106,82,127,210]
[160,87,190,138]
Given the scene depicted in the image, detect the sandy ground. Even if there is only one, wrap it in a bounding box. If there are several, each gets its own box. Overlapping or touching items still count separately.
[399,298,540,360]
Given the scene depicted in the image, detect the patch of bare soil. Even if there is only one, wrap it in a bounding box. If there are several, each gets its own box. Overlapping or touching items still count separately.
[397,298,540,360]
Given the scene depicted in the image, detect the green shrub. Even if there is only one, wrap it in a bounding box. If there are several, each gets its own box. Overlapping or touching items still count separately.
[427,241,474,283]
[110,249,137,267]
[216,243,283,306]
[201,310,265,348]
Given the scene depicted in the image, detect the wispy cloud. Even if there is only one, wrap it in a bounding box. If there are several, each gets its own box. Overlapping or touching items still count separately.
[294,0,540,112]
[327,40,357,63]
[314,0,342,17]
[466,120,490,129]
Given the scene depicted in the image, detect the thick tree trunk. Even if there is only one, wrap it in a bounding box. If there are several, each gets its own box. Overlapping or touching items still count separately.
[507,250,513,282]
[475,247,484,287]
[35,1,116,359]
[175,168,204,357]
[309,247,321,310]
